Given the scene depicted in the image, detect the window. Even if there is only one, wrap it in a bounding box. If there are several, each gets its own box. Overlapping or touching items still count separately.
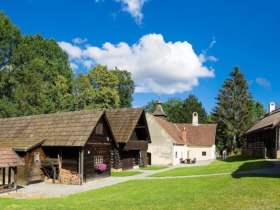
[202,151,206,156]
[175,152,177,158]
[34,152,40,162]
[95,123,103,135]
[94,156,103,166]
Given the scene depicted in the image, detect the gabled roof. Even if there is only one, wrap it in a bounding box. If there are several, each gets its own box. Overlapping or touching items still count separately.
[106,108,146,143]
[175,124,217,146]
[153,115,185,145]
[245,109,280,134]
[0,110,105,149]
[0,148,25,168]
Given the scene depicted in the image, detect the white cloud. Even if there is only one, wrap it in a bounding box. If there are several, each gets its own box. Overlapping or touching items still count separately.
[72,37,88,45]
[115,0,146,24]
[59,33,216,94]
[58,41,83,59]
[256,77,271,89]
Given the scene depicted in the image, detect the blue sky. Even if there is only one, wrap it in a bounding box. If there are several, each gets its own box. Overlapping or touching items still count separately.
[1,0,280,112]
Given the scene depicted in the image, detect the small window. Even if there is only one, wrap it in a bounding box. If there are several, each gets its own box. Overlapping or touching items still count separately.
[175,152,177,158]
[202,151,206,156]
[34,152,40,162]
[95,123,104,135]
[94,156,103,166]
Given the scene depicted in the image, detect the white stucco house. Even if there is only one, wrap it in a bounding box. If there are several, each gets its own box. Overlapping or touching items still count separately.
[146,101,217,165]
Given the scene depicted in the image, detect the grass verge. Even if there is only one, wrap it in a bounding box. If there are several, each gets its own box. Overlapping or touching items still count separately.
[140,165,168,170]
[111,171,142,177]
[150,156,275,177]
[1,174,280,210]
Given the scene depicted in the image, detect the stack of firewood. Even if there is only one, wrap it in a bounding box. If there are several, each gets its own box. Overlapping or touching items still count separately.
[60,169,80,185]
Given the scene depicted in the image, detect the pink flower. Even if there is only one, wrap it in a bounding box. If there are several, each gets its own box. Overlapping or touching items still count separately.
[97,163,107,171]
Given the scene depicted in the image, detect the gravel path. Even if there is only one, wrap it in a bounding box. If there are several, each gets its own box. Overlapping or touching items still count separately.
[1,159,279,199]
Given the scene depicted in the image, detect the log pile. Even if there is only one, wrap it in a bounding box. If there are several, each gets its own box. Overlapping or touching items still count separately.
[60,169,79,185]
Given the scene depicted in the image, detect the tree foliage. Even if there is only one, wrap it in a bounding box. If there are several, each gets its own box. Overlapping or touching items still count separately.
[249,100,266,124]
[144,95,208,123]
[212,67,253,151]
[111,68,134,108]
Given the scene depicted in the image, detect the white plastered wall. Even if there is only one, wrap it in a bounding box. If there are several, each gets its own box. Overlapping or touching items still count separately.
[172,144,188,165]
[146,113,174,165]
[186,145,216,160]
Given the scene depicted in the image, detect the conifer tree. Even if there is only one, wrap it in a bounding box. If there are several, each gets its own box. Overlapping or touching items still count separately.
[212,67,252,151]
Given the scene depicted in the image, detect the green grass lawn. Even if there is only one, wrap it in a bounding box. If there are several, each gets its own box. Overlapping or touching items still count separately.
[150,156,275,177]
[1,174,280,210]
[111,171,142,177]
[1,156,279,210]
[140,165,168,170]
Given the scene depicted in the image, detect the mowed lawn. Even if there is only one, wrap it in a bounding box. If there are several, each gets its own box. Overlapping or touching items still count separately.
[0,157,279,210]
[151,156,275,177]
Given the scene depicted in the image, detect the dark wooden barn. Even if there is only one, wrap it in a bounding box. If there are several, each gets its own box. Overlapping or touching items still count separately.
[0,110,117,185]
[106,108,151,170]
[244,109,280,159]
[0,148,25,193]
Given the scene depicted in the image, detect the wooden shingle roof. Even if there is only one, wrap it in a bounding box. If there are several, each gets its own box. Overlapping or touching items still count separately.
[106,108,144,143]
[245,109,280,134]
[0,110,104,149]
[0,148,25,168]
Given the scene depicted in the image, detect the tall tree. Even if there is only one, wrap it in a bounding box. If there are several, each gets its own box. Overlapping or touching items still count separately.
[111,68,134,108]
[88,65,120,109]
[249,100,266,124]
[212,67,252,151]
[144,95,208,123]
[0,33,74,117]
[181,94,208,123]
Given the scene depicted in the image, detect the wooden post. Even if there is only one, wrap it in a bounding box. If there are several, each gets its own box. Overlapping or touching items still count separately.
[2,168,5,186]
[13,167,17,190]
[81,148,84,184]
[8,167,11,188]
[78,149,81,185]
[52,164,56,184]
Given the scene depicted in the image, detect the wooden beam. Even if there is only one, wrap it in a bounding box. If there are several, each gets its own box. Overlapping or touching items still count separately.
[78,149,81,185]
[13,167,17,190]
[81,148,84,184]
[2,168,5,186]
[8,167,11,188]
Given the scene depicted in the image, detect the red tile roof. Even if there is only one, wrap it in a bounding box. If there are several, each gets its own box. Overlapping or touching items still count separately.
[175,124,217,146]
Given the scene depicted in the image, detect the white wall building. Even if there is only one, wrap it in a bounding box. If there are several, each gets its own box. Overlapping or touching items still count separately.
[147,102,217,166]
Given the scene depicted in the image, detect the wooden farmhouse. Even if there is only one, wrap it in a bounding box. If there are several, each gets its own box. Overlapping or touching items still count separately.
[244,103,280,159]
[106,108,151,170]
[0,148,25,193]
[146,101,217,165]
[0,110,117,185]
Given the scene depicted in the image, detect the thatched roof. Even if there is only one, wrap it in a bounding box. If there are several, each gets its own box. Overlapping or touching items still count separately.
[0,148,25,168]
[106,108,145,143]
[175,124,217,146]
[0,110,105,150]
[245,109,280,134]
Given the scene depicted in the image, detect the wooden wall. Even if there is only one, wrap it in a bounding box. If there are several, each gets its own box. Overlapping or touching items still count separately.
[17,146,46,185]
[83,117,113,182]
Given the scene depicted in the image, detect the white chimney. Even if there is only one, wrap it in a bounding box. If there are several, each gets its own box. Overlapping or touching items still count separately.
[192,112,198,126]
[269,102,276,113]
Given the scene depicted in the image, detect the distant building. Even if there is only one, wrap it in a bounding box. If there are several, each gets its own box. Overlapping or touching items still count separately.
[146,101,217,165]
[244,102,280,159]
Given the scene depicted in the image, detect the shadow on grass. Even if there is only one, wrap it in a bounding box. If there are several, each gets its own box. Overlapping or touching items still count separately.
[231,159,280,179]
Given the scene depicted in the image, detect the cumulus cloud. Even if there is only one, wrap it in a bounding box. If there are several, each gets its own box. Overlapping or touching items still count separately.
[58,33,216,94]
[72,37,88,45]
[256,77,271,89]
[115,0,146,24]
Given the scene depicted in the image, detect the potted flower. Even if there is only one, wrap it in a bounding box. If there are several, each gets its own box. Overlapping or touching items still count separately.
[95,163,107,173]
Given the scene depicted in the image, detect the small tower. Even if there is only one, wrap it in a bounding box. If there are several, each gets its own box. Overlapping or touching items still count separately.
[152,100,167,120]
